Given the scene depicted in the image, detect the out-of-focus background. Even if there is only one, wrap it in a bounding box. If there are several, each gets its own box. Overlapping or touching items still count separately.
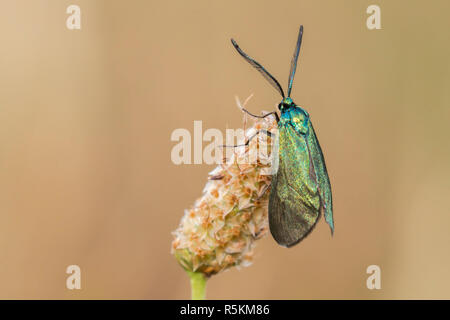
[0,0,449,299]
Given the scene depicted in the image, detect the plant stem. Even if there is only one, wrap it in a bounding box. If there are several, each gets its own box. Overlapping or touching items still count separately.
[187,271,207,300]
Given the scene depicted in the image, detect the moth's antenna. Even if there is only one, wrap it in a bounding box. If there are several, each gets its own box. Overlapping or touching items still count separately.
[287,25,303,98]
[231,39,285,98]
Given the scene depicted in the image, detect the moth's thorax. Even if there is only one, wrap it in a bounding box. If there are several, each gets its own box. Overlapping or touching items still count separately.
[279,100,310,135]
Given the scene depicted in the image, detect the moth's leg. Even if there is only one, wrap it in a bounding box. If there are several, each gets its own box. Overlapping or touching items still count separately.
[241,108,280,123]
[221,129,273,148]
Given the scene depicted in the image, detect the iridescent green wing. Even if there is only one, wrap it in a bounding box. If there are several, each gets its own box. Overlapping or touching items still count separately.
[306,121,334,233]
[269,122,321,247]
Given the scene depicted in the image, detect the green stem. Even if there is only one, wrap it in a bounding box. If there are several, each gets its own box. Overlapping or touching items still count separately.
[187,271,207,300]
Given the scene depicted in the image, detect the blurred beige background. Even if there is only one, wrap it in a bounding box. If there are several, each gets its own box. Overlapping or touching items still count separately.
[0,0,449,299]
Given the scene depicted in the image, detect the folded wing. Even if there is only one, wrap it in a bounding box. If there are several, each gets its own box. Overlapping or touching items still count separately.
[306,121,334,233]
[269,123,321,247]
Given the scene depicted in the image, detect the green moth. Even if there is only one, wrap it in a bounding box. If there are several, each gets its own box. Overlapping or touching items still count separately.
[231,25,334,247]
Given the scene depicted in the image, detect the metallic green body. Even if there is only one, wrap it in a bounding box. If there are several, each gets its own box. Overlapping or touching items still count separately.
[231,26,334,247]
[269,98,333,247]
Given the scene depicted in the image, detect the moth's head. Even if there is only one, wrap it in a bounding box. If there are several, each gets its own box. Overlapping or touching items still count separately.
[278,97,295,111]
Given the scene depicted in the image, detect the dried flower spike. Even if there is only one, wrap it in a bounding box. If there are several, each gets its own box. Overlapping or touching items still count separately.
[171,97,277,298]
